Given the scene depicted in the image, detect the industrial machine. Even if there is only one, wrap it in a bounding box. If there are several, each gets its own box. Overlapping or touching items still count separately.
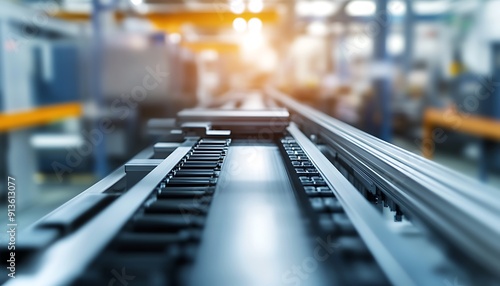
[3,89,499,286]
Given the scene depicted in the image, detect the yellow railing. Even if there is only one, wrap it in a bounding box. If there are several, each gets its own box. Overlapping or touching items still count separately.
[422,107,500,158]
[0,103,82,132]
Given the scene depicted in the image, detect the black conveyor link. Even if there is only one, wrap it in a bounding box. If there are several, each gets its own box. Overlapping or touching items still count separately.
[131,215,205,233]
[89,138,231,286]
[113,232,188,252]
[280,136,387,286]
[145,200,210,215]
[281,137,337,200]
[175,170,220,177]
[157,187,215,198]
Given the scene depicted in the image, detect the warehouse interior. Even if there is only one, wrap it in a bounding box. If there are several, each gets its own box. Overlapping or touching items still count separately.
[1,0,500,285]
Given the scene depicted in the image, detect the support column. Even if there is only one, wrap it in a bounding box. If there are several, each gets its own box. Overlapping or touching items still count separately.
[479,43,500,181]
[403,0,414,75]
[373,0,392,141]
[1,19,37,209]
[91,0,109,178]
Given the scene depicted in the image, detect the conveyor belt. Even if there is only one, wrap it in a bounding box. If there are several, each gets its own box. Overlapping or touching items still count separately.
[268,87,500,280]
[4,93,500,286]
[191,142,328,286]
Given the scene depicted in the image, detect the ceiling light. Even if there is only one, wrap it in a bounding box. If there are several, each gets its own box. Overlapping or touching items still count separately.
[248,18,263,33]
[230,0,245,14]
[248,0,264,13]
[169,33,181,44]
[295,1,338,17]
[307,21,329,36]
[388,1,406,16]
[233,17,247,33]
[346,1,376,16]
[414,1,450,15]
[387,34,405,55]
[130,0,142,6]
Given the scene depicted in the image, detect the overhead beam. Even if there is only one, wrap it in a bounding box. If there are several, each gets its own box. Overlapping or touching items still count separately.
[144,10,279,32]
[181,41,239,53]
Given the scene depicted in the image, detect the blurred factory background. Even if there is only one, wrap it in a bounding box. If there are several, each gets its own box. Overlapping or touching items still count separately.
[1,0,500,229]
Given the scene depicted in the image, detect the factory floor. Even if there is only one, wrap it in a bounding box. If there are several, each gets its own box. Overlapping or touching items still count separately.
[4,142,499,233]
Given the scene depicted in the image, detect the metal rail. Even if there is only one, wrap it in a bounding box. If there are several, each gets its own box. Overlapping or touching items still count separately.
[7,141,196,286]
[288,124,442,286]
[268,87,500,278]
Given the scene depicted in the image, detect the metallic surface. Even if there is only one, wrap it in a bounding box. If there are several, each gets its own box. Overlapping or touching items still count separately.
[268,87,500,277]
[191,142,327,286]
[7,140,196,286]
[288,124,442,286]
[7,92,500,285]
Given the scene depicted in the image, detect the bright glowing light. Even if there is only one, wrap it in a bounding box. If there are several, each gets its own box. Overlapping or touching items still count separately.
[295,1,338,17]
[295,1,310,16]
[313,0,337,16]
[387,34,405,55]
[248,18,263,33]
[130,0,142,6]
[230,0,245,14]
[389,0,406,16]
[248,0,263,13]
[233,17,247,33]
[259,48,278,72]
[414,1,450,15]
[307,21,329,36]
[346,0,376,16]
[242,33,264,51]
[168,33,181,44]
[200,50,218,61]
